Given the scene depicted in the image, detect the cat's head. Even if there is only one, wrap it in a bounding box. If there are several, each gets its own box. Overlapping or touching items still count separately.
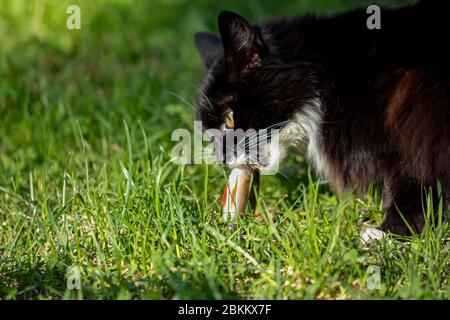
[194,11,320,173]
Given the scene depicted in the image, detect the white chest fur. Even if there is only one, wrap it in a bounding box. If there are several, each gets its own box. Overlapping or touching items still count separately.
[279,99,329,178]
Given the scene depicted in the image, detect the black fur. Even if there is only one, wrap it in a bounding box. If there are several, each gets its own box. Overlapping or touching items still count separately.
[194,0,450,235]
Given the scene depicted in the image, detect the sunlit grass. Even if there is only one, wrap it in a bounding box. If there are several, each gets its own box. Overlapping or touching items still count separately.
[0,0,448,299]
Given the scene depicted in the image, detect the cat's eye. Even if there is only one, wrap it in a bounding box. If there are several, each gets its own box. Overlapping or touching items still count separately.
[224,111,234,129]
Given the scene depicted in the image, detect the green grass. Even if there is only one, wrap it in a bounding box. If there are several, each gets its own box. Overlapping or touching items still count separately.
[0,0,449,300]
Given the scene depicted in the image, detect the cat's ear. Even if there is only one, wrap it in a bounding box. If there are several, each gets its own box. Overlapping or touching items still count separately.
[218,11,265,81]
[194,32,223,68]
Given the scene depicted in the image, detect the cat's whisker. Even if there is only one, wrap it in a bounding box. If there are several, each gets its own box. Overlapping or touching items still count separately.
[243,155,290,180]
[234,120,291,149]
[168,91,197,112]
[186,81,216,112]
[176,78,217,116]
[206,111,219,121]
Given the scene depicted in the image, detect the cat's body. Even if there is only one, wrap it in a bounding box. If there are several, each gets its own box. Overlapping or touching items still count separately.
[194,0,450,235]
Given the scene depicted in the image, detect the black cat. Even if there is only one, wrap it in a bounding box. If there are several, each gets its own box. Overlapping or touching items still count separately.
[194,0,450,236]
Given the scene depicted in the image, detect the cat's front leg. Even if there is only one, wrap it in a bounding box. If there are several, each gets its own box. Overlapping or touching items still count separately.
[381,179,425,236]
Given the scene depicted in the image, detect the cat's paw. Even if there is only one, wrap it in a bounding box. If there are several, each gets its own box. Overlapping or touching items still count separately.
[360,226,388,244]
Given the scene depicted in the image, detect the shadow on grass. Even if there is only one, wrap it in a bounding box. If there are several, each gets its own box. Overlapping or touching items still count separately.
[0,261,241,299]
